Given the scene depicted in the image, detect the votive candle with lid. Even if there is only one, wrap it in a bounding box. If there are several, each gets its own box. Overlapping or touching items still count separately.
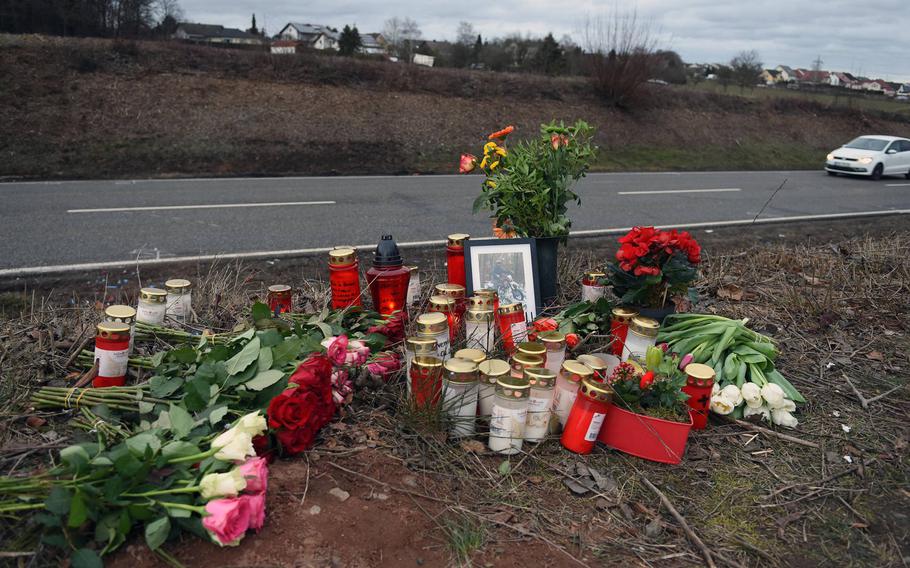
[517,341,547,368]
[416,312,450,360]
[553,360,595,427]
[443,358,479,438]
[445,233,470,287]
[577,354,609,382]
[622,316,660,364]
[366,235,410,315]
[477,359,510,421]
[496,302,528,353]
[267,284,292,314]
[136,287,167,325]
[610,307,639,357]
[510,351,543,379]
[464,309,495,353]
[683,363,716,430]
[539,331,567,374]
[329,247,362,310]
[410,355,443,409]
[488,375,530,455]
[93,321,131,388]
[524,367,556,442]
[428,294,458,341]
[474,288,499,315]
[435,283,466,320]
[105,304,136,351]
[581,271,607,302]
[454,348,486,366]
[165,279,192,324]
[561,377,612,455]
[405,336,437,397]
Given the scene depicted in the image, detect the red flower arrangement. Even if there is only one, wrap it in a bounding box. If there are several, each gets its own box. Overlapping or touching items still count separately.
[609,227,701,309]
[266,355,337,456]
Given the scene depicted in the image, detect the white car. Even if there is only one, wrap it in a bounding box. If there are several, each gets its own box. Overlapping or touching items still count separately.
[825,135,910,180]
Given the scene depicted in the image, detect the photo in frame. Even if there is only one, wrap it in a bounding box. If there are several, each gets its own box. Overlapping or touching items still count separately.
[464,238,541,320]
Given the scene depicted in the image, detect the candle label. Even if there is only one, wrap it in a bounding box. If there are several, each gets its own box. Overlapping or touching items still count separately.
[510,321,528,343]
[95,347,129,377]
[581,284,605,302]
[435,336,450,360]
[137,305,165,324]
[406,272,421,305]
[491,405,527,439]
[552,387,578,426]
[584,412,607,441]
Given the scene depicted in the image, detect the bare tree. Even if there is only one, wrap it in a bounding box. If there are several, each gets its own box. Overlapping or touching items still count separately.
[154,0,183,22]
[582,10,658,107]
[730,50,762,93]
[383,16,421,62]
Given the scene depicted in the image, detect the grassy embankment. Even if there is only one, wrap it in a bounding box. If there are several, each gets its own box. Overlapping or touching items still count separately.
[1,34,908,179]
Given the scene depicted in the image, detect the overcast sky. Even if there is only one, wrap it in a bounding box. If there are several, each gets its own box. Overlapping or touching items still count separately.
[179,0,910,82]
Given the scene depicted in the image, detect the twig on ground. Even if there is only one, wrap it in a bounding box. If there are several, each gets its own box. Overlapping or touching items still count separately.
[73,361,98,388]
[729,419,820,449]
[62,327,92,370]
[640,476,717,568]
[842,374,903,410]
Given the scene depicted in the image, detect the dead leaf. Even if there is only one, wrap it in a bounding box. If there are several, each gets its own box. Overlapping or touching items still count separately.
[26,415,46,429]
[488,510,514,524]
[527,475,543,484]
[865,351,885,362]
[645,518,663,538]
[563,477,593,496]
[587,466,618,493]
[716,284,744,301]
[850,522,869,529]
[459,440,487,454]
[801,274,825,286]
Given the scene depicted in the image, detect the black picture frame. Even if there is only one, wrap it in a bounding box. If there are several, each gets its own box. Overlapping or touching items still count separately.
[464,238,541,320]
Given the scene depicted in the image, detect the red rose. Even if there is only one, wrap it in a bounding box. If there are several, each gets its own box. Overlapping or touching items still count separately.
[252,434,277,463]
[532,317,558,332]
[368,311,406,344]
[565,333,580,349]
[267,354,336,456]
[288,355,334,390]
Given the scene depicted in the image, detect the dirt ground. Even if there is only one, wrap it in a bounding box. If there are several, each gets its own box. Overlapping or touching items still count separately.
[1,216,909,567]
[1,35,909,179]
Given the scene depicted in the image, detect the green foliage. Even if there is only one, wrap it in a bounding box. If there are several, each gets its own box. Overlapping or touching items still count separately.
[473,120,596,238]
[338,24,362,56]
[553,297,614,336]
[609,350,689,418]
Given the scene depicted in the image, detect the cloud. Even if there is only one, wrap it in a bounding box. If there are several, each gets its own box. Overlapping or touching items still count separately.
[178,0,910,81]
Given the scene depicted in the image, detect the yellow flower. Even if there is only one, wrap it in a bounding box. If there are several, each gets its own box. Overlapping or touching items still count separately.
[495,147,507,157]
[490,160,500,169]
[486,180,497,188]
[479,156,489,169]
[483,142,497,155]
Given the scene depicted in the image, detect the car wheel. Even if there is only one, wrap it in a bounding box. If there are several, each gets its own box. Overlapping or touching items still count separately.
[827,171,837,176]
[870,164,883,181]
[905,168,910,180]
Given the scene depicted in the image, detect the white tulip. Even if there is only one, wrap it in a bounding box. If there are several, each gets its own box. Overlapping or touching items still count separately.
[721,384,744,407]
[199,469,247,499]
[712,383,720,395]
[233,411,267,437]
[741,383,762,408]
[779,398,796,412]
[771,408,799,428]
[760,384,786,409]
[213,431,255,462]
[710,394,735,415]
[743,404,770,421]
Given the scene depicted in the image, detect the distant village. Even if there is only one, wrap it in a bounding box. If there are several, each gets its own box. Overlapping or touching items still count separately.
[758,66,908,98]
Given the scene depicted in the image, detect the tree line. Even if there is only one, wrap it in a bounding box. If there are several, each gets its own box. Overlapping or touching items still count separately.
[0,0,182,37]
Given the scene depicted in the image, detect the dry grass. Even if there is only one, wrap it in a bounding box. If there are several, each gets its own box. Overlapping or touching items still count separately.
[1,232,908,566]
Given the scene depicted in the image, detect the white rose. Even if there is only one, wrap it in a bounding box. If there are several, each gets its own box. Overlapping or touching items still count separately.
[720,384,744,407]
[741,382,762,408]
[199,469,247,499]
[710,394,735,415]
[771,408,799,428]
[760,384,786,409]
[234,411,267,437]
[743,404,770,421]
[214,431,255,462]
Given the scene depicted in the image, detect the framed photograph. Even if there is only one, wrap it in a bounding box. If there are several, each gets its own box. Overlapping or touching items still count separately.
[464,238,541,320]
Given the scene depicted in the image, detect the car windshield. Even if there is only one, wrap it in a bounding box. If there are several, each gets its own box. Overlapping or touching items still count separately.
[844,137,889,151]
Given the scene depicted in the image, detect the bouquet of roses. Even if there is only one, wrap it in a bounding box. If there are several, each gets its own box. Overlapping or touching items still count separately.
[608,226,701,309]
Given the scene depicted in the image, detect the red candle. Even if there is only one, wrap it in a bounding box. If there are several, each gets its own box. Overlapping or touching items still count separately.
[93,321,131,387]
[435,283,466,324]
[366,235,411,316]
[267,284,292,314]
[497,302,527,353]
[428,294,458,341]
[561,378,612,454]
[329,247,362,310]
[446,233,469,287]
[682,363,715,430]
[410,355,443,409]
[609,307,638,357]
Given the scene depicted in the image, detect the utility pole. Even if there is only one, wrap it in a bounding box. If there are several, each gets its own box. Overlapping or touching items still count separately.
[811,55,823,83]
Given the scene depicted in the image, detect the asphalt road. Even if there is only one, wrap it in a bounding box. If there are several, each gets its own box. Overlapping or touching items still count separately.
[1,170,909,275]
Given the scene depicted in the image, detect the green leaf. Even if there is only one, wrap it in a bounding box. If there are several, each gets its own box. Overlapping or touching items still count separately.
[145,516,171,550]
[498,460,512,476]
[71,549,103,568]
[258,329,284,347]
[168,404,194,438]
[167,506,192,518]
[314,322,332,339]
[225,337,261,376]
[170,346,197,364]
[45,486,72,515]
[60,445,90,472]
[68,491,88,527]
[272,336,302,367]
[150,375,184,398]
[161,441,200,460]
[138,401,156,414]
[125,433,161,457]
[208,404,229,426]
[150,351,167,368]
[244,369,285,391]
[251,301,272,322]
[258,346,274,371]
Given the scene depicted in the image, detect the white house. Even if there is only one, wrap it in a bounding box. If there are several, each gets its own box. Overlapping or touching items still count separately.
[174,23,264,45]
[775,65,797,83]
[898,84,910,96]
[413,53,434,67]
[359,33,386,55]
[270,40,298,55]
[276,23,339,50]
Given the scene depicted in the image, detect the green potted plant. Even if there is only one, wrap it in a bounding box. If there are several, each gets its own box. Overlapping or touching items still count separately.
[459,120,597,303]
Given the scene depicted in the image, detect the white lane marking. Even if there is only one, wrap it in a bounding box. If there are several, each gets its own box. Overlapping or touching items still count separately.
[2,208,908,277]
[617,188,741,195]
[67,201,335,213]
[885,183,910,187]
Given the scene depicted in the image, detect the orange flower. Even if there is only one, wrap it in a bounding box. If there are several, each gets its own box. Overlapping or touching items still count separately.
[492,219,517,239]
[550,134,561,150]
[488,125,515,140]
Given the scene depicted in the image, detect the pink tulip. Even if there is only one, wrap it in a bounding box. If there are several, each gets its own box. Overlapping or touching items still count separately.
[459,153,476,174]
[678,353,695,371]
[237,457,269,495]
[242,493,266,532]
[658,342,669,352]
[203,497,250,546]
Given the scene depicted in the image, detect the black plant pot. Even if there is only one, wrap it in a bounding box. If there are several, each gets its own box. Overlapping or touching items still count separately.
[634,304,677,324]
[535,237,560,306]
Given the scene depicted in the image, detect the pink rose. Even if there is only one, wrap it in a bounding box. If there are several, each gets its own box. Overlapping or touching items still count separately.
[345,340,370,367]
[459,153,476,174]
[243,493,266,532]
[237,457,269,495]
[331,369,354,405]
[203,497,250,546]
[326,335,349,366]
[367,351,402,382]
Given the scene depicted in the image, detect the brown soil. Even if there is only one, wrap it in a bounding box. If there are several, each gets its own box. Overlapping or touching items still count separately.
[1,34,908,179]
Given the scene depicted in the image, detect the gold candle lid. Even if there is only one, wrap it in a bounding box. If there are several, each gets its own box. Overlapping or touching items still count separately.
[454,348,486,364]
[525,367,556,389]
[406,336,437,354]
[497,302,524,315]
[434,283,465,298]
[512,352,544,369]
[429,295,455,312]
[474,288,498,299]
[584,271,606,281]
[517,341,546,358]
[444,357,478,382]
[416,312,448,334]
[139,287,167,303]
[268,284,291,293]
[329,247,357,265]
[105,305,136,321]
[412,354,443,369]
[577,354,607,372]
[629,316,660,337]
[579,377,612,403]
[165,279,192,293]
[447,233,470,247]
[464,309,494,323]
[495,375,530,399]
[560,360,594,382]
[539,331,566,347]
[478,359,510,384]
[96,321,130,337]
[612,306,639,321]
